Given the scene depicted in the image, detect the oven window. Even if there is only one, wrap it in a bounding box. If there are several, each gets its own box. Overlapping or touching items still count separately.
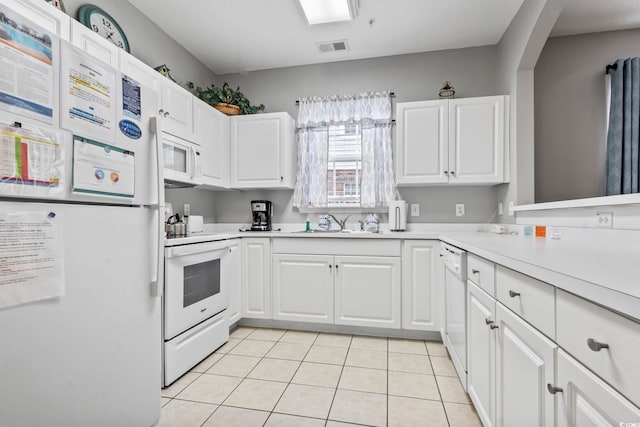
[183,259,220,307]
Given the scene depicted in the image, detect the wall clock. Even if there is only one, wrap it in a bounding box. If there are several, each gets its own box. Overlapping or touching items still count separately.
[77,4,130,53]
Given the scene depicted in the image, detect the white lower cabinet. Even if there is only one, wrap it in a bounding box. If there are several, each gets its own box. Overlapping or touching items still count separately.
[226,240,242,324]
[272,254,334,324]
[334,256,401,329]
[241,238,271,319]
[556,349,640,426]
[495,302,556,427]
[402,240,439,331]
[467,281,496,427]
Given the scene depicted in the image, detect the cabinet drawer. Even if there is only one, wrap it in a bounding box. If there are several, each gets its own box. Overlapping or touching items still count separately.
[557,290,640,407]
[467,253,495,296]
[495,266,555,339]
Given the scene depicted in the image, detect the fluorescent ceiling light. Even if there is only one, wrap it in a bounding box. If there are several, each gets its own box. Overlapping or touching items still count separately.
[299,0,359,25]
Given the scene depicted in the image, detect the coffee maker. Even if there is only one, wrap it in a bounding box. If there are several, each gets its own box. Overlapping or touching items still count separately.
[250,200,273,231]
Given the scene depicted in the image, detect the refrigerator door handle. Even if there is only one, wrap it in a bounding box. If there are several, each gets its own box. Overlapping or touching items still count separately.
[150,116,165,298]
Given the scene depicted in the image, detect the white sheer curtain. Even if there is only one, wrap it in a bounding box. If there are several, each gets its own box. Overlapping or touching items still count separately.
[292,92,396,208]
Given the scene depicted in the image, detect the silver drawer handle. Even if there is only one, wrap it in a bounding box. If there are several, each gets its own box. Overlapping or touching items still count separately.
[490,324,499,330]
[587,338,609,352]
[472,269,480,274]
[547,384,563,394]
[508,290,520,298]
[485,318,494,325]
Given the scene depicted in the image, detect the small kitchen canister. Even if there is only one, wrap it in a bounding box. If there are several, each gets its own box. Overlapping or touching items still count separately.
[365,213,380,233]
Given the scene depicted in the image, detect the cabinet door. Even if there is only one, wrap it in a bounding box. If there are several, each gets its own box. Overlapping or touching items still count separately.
[495,303,556,427]
[272,254,334,324]
[241,238,271,319]
[70,20,119,67]
[4,0,71,40]
[556,349,640,427]
[226,240,242,325]
[335,256,401,328]
[194,99,229,188]
[395,100,449,184]
[160,80,194,141]
[230,113,295,188]
[448,96,505,184]
[401,240,439,330]
[467,281,497,427]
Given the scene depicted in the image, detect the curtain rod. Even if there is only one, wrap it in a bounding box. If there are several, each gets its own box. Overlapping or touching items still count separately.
[295,91,395,105]
[606,63,617,74]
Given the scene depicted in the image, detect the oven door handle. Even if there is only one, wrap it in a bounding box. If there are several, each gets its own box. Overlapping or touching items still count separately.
[166,242,230,258]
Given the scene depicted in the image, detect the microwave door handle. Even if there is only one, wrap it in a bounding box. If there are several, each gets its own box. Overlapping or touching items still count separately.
[150,116,165,298]
[190,146,199,179]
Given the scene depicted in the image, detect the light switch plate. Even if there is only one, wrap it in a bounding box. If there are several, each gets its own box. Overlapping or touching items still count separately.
[410,203,419,216]
[183,203,190,216]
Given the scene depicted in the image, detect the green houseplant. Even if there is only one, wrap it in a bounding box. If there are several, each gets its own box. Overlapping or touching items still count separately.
[196,82,265,115]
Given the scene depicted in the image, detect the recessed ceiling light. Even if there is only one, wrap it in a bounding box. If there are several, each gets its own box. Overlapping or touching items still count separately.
[299,0,359,25]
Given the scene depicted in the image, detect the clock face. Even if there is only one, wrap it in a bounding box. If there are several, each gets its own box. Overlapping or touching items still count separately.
[78,5,130,52]
[89,13,126,49]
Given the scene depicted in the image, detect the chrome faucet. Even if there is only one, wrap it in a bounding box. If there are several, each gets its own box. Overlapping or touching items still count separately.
[328,214,350,231]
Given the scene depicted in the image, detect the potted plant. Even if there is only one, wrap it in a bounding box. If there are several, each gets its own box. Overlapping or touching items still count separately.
[196,83,265,115]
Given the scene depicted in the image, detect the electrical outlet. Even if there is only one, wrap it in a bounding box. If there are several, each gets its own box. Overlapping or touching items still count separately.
[411,203,420,216]
[508,201,515,217]
[183,203,190,216]
[595,212,613,228]
[498,202,504,216]
[456,203,465,217]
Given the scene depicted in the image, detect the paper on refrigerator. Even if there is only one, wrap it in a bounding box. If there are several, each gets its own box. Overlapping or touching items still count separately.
[0,211,64,308]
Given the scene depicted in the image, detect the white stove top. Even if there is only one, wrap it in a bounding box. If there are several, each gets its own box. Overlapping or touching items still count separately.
[164,232,233,247]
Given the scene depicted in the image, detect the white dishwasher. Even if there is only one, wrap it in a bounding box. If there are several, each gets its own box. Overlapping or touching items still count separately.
[442,243,468,390]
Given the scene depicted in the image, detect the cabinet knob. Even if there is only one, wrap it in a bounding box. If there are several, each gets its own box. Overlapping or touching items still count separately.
[587,338,609,352]
[490,324,499,330]
[329,264,332,269]
[158,109,165,115]
[508,290,520,298]
[451,171,456,175]
[164,111,170,118]
[444,171,449,175]
[485,318,494,325]
[472,269,480,274]
[335,264,339,270]
[280,176,284,182]
[547,384,563,394]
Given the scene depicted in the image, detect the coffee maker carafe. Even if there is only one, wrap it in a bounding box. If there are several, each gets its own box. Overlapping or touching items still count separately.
[250,200,272,231]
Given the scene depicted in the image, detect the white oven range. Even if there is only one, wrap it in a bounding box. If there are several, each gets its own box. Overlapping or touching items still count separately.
[163,235,231,386]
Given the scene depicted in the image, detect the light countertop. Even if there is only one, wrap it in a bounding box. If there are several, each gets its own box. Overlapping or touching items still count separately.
[166,225,640,320]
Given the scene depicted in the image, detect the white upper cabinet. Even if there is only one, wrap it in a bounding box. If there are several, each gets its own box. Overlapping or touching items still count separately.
[159,79,195,142]
[5,0,71,40]
[230,112,295,189]
[193,98,229,188]
[396,100,448,184]
[449,96,506,184]
[70,20,119,67]
[119,50,162,96]
[396,96,508,185]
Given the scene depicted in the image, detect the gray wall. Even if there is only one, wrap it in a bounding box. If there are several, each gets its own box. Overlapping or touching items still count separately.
[63,0,217,88]
[165,188,217,223]
[494,0,565,223]
[534,29,640,203]
[212,46,503,224]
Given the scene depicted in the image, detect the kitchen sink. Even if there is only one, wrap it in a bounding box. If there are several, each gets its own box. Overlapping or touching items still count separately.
[292,229,376,234]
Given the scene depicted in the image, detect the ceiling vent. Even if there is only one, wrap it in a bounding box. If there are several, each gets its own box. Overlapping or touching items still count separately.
[317,39,349,53]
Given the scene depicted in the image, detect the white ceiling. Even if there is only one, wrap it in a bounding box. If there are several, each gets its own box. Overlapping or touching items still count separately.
[551,0,640,37]
[128,0,524,75]
[128,0,640,75]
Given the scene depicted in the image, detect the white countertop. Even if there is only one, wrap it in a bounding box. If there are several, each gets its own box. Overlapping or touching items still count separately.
[166,224,640,320]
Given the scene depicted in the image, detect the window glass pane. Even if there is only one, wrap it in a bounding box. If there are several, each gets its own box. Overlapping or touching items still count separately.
[327,124,361,206]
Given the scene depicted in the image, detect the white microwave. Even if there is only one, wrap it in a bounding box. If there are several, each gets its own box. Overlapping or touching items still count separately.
[162,132,202,187]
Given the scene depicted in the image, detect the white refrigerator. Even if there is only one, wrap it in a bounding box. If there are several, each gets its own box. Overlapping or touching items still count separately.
[0,15,164,427]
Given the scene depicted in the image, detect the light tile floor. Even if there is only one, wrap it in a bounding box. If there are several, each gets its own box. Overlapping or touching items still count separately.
[160,327,482,427]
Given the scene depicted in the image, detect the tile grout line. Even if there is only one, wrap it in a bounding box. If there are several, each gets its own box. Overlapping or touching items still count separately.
[325,332,353,425]
[427,342,452,427]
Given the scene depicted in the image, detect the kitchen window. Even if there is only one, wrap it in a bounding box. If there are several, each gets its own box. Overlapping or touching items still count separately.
[327,124,362,207]
[293,92,396,210]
